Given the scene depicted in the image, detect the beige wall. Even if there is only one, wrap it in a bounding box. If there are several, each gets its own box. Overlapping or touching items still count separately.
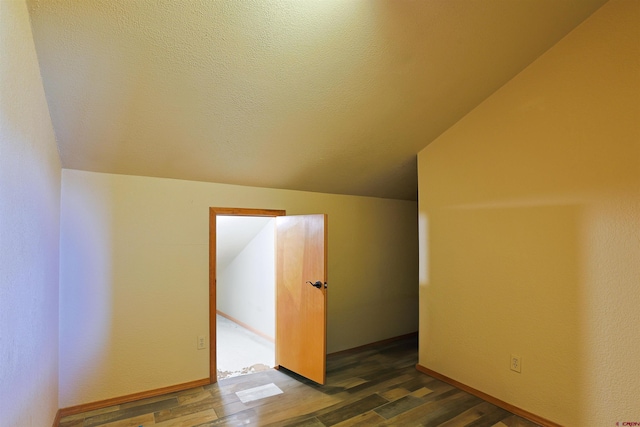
[417,1,639,425]
[59,170,418,407]
[0,1,62,426]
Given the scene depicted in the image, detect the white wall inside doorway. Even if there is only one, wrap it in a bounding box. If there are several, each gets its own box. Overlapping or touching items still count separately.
[216,216,275,340]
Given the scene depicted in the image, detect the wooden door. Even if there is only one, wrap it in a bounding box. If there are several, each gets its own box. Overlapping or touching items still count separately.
[275,214,328,384]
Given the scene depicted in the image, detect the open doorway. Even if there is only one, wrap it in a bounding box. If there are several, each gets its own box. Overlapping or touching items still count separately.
[209,208,286,383]
[216,215,275,379]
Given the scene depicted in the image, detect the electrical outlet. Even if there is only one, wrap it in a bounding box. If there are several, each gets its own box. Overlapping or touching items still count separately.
[197,335,206,350]
[510,354,522,373]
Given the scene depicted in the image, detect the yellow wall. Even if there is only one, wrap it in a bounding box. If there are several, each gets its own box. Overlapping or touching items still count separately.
[418,1,640,426]
[0,1,61,426]
[417,1,639,425]
[59,170,418,407]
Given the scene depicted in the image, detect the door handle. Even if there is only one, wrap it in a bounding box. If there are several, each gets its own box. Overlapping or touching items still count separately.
[307,280,327,289]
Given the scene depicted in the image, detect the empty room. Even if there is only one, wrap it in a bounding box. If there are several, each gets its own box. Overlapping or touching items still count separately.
[1,0,638,426]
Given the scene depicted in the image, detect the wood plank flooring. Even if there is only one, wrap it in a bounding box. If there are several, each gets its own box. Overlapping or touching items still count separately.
[58,336,541,427]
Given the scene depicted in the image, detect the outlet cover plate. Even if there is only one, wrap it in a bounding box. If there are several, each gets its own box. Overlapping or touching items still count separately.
[510,354,522,373]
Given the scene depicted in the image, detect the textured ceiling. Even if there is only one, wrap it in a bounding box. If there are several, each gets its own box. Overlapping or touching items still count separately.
[27,0,607,200]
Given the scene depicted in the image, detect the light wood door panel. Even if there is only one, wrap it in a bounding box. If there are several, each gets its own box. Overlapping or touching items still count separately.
[276,214,327,384]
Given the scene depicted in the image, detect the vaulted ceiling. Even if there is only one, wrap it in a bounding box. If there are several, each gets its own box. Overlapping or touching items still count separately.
[27,0,607,200]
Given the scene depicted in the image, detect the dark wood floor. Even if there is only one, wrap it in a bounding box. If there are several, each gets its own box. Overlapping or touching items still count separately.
[58,336,540,426]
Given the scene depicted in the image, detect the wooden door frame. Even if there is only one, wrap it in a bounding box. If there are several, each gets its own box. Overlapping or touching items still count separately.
[209,207,286,383]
